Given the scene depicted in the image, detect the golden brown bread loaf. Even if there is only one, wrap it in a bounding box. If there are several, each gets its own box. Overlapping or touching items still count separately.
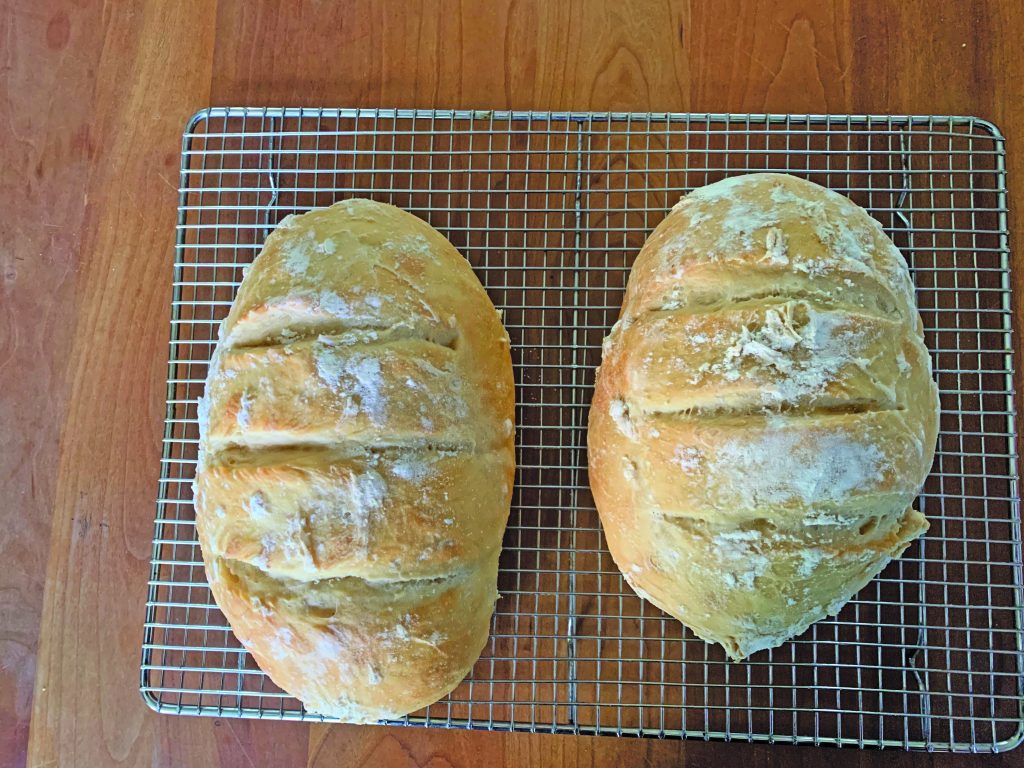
[588,173,939,660]
[194,199,515,720]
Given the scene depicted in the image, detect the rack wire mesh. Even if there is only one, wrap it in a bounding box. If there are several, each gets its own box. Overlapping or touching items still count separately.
[141,108,1024,752]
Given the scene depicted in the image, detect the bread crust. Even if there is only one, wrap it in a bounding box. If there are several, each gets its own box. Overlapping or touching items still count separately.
[195,199,515,720]
[588,173,939,660]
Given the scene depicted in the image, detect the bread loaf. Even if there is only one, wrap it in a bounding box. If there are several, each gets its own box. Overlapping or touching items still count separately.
[194,199,515,720]
[588,173,939,660]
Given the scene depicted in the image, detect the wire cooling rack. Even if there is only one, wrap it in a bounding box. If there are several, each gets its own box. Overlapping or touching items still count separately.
[141,109,1024,752]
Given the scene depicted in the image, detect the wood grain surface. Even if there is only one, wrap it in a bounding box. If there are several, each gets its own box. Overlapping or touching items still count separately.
[2,1,1022,766]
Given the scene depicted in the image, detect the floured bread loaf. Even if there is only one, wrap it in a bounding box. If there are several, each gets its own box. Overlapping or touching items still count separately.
[588,173,939,660]
[194,199,515,720]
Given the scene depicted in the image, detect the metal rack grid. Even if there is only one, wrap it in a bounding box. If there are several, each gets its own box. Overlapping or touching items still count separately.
[141,108,1024,752]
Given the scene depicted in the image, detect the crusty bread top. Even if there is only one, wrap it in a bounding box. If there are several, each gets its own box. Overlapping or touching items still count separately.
[622,173,920,325]
[588,173,939,659]
[194,199,515,719]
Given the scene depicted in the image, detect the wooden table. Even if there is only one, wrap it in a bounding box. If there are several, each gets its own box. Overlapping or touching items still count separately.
[4,1,1022,766]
